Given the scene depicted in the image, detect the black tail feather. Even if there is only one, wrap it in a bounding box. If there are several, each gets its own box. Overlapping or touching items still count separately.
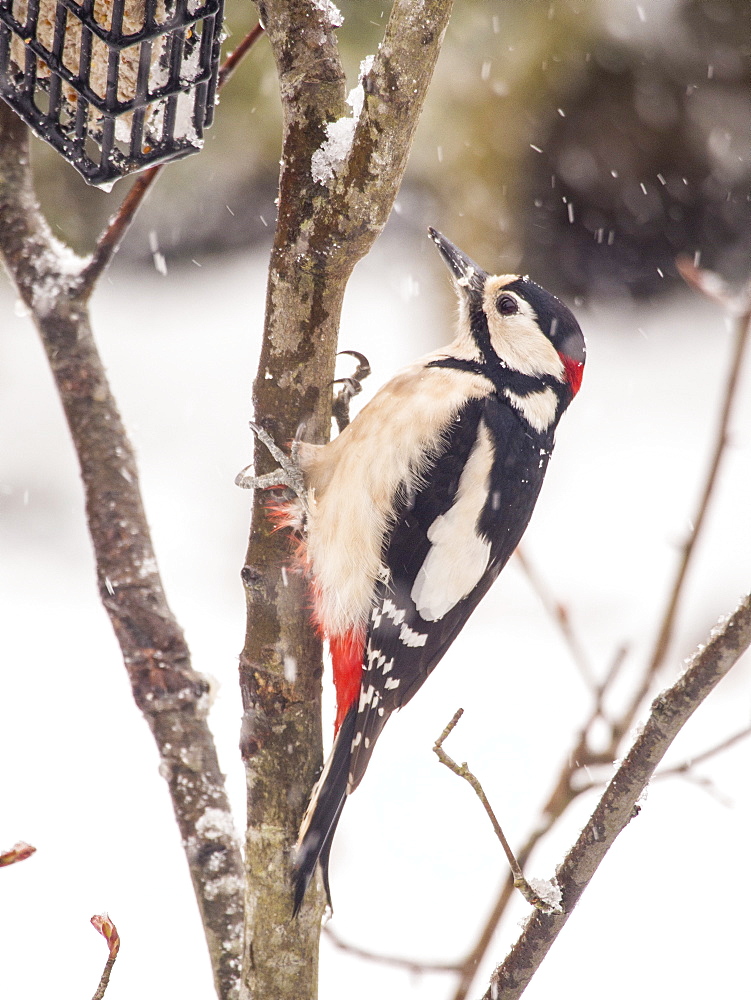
[292,706,357,915]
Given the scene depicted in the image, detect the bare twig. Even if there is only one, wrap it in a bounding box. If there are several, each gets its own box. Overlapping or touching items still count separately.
[78,167,160,295]
[447,647,631,1000]
[323,925,462,975]
[218,22,265,89]
[656,724,751,780]
[90,914,120,1000]
[515,547,596,688]
[91,954,117,1000]
[447,652,631,1000]
[434,710,523,883]
[434,710,561,914]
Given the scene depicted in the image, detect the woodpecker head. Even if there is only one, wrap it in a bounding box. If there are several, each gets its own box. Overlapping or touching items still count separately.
[428,228,585,400]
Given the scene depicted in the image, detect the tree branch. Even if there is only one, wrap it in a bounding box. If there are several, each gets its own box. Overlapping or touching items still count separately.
[239,2,454,996]
[320,0,453,262]
[0,103,244,1000]
[77,167,160,296]
[486,591,751,1000]
[323,924,462,975]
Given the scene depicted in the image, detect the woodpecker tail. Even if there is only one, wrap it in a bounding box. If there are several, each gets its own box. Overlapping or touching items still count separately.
[292,705,357,914]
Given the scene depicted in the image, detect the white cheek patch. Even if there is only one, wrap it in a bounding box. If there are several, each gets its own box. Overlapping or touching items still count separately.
[483,280,565,381]
[411,423,494,622]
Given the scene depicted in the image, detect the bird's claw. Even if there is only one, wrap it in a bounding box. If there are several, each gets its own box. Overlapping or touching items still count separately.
[332,351,371,432]
[338,350,371,384]
[235,422,308,510]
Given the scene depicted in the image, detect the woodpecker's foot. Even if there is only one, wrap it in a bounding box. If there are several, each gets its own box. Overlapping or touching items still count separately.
[332,350,371,432]
[235,422,308,510]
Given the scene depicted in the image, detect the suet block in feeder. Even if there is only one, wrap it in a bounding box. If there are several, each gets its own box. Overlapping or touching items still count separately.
[0,0,224,187]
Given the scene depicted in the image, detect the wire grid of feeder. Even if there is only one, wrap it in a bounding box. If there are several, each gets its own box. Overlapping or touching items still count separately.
[0,0,224,186]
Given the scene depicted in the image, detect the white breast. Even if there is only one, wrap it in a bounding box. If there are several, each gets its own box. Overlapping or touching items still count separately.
[302,357,490,637]
[410,421,494,621]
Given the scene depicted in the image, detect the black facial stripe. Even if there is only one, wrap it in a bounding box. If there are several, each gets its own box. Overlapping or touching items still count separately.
[469,299,510,382]
[426,357,564,398]
[425,357,487,378]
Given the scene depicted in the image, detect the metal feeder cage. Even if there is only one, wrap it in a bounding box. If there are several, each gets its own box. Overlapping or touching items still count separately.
[0,0,224,186]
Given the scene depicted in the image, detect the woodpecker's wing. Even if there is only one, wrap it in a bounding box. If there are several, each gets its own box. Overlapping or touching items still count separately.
[347,392,554,790]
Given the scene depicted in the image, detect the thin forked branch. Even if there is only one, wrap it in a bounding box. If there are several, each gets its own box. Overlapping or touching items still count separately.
[515,547,596,688]
[323,925,462,975]
[434,709,561,914]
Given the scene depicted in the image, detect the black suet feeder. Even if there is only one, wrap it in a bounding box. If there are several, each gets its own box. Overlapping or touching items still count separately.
[0,0,224,187]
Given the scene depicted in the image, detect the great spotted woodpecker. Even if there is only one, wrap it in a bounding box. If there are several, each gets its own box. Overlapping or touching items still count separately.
[239,229,585,913]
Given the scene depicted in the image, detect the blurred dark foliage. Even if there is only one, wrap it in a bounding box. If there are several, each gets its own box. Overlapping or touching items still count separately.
[522,0,751,297]
[15,0,751,301]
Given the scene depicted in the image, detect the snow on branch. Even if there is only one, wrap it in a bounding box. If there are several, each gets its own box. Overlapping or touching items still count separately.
[312,56,374,185]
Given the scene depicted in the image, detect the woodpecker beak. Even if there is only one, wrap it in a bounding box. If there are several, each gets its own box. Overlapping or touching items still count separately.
[428,228,487,295]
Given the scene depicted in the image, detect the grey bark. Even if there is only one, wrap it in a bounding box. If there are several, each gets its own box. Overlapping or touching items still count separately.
[239,2,454,997]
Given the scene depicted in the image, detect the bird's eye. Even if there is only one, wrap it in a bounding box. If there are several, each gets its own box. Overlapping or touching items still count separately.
[496,294,518,316]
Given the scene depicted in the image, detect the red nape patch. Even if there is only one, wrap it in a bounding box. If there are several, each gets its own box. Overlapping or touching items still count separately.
[560,354,584,396]
[329,631,365,733]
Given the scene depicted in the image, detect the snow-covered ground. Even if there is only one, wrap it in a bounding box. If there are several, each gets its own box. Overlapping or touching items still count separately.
[1,231,749,1000]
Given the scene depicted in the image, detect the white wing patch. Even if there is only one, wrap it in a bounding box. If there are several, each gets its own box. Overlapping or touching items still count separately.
[411,422,494,622]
